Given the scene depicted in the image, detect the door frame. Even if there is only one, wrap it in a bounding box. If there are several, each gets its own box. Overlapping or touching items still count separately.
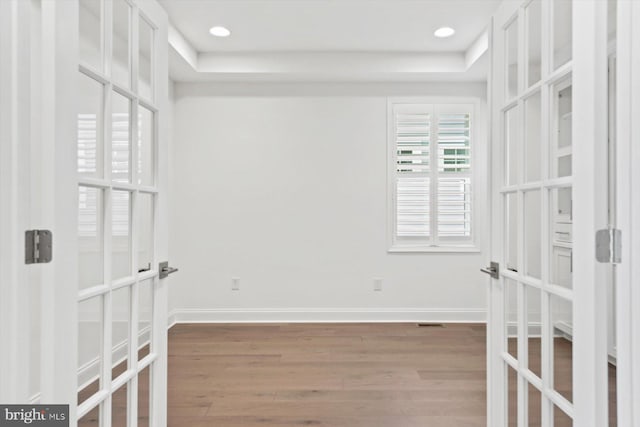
[0,0,35,404]
[614,1,640,425]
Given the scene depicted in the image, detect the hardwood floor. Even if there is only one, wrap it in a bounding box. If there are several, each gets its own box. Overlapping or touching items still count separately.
[76,323,617,426]
[167,323,487,427]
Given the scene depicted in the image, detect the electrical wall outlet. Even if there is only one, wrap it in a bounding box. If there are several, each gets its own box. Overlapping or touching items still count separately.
[373,278,383,291]
[231,277,240,291]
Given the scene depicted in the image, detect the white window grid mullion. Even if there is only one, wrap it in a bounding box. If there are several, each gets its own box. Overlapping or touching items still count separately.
[112,83,138,104]
[128,279,139,427]
[138,98,158,114]
[546,1,575,424]
[128,4,140,426]
[79,177,111,190]
[112,182,138,192]
[504,351,519,372]
[79,284,110,303]
[515,6,528,426]
[77,389,109,420]
[101,0,114,424]
[543,176,573,189]
[138,186,158,195]
[540,0,553,422]
[79,64,110,86]
[131,3,140,97]
[147,172,161,427]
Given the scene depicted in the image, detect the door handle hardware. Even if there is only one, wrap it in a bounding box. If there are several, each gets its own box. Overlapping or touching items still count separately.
[138,263,151,273]
[480,261,500,279]
[159,261,179,279]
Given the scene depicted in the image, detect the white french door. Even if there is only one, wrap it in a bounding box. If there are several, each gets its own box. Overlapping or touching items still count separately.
[75,0,169,426]
[0,0,170,426]
[487,1,612,426]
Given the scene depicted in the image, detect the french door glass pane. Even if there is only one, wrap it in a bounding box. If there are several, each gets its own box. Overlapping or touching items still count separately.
[78,404,100,427]
[526,286,542,378]
[112,0,131,89]
[138,366,151,427]
[506,193,518,272]
[506,278,518,359]
[112,286,131,377]
[553,405,574,427]
[524,92,541,183]
[138,106,155,186]
[524,190,541,279]
[551,81,573,178]
[526,0,542,87]
[79,186,104,290]
[505,107,519,186]
[550,187,572,289]
[505,18,519,100]
[112,91,132,183]
[79,0,102,71]
[553,0,573,70]
[138,343,150,361]
[138,18,154,101]
[112,190,132,280]
[112,383,128,427]
[551,293,573,402]
[507,365,518,427]
[77,296,103,405]
[528,382,542,427]
[78,73,104,178]
[138,279,153,356]
[137,193,154,272]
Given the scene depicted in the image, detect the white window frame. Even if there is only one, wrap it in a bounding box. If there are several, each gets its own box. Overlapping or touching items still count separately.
[387,97,483,253]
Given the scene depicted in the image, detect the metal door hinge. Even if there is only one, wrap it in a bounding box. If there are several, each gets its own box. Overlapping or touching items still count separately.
[596,228,621,264]
[25,230,52,264]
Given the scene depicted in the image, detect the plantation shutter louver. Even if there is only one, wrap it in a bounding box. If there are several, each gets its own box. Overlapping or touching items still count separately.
[395,110,430,238]
[437,112,472,240]
[111,112,130,237]
[391,103,474,248]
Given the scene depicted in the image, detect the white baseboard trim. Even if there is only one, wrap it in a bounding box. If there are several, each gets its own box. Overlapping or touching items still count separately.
[167,307,486,325]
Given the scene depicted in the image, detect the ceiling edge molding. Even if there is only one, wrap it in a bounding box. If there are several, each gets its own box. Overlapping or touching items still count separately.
[168,23,488,81]
[169,24,198,70]
[464,28,489,69]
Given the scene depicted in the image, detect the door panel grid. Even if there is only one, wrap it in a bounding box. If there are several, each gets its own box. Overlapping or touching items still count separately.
[496,1,577,425]
[77,1,159,425]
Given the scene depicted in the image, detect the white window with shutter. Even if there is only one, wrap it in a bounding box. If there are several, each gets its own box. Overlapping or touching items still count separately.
[388,100,477,252]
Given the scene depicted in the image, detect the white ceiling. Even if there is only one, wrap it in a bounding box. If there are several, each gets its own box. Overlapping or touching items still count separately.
[160,0,501,82]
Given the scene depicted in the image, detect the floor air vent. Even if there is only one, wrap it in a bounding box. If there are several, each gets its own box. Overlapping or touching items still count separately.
[417,323,445,327]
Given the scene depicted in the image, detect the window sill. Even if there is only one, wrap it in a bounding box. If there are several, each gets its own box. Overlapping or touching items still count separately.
[388,245,481,254]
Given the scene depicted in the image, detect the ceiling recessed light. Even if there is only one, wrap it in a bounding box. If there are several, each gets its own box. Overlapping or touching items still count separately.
[434,27,455,38]
[209,26,231,37]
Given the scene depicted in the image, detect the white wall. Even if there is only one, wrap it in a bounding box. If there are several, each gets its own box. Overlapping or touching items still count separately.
[169,82,489,323]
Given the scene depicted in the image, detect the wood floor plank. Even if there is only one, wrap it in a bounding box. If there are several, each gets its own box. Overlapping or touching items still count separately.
[167,323,489,426]
[163,322,615,427]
